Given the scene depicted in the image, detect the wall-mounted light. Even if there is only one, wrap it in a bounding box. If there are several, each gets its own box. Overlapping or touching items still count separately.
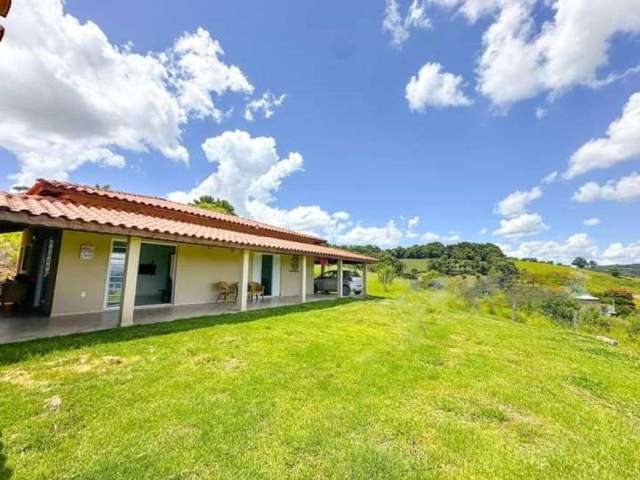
[0,0,11,18]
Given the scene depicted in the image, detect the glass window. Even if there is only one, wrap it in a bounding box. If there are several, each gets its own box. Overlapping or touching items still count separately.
[105,241,128,309]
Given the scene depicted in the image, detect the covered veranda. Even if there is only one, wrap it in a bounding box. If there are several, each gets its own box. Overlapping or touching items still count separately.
[0,293,347,345]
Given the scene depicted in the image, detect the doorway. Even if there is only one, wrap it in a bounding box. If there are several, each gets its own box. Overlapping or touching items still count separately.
[261,255,274,296]
[253,253,281,297]
[134,243,176,307]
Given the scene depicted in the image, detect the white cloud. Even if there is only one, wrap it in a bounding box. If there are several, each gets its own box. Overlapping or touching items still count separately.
[493,212,548,238]
[336,221,405,247]
[479,227,488,235]
[495,186,542,217]
[421,231,461,243]
[406,63,473,111]
[572,172,640,203]
[601,241,640,264]
[535,107,547,120]
[244,91,286,122]
[566,92,640,178]
[168,130,415,247]
[501,233,597,264]
[584,217,601,226]
[0,0,254,187]
[406,216,421,238]
[541,171,558,184]
[440,0,640,107]
[168,130,303,212]
[383,0,430,47]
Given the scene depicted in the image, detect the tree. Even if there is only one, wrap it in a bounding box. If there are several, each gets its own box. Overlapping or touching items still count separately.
[608,266,622,278]
[377,264,397,292]
[571,257,588,269]
[192,196,236,215]
[0,232,21,280]
[588,260,598,269]
[600,289,636,317]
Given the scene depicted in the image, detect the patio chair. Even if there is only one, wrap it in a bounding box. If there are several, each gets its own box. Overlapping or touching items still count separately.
[215,281,234,303]
[248,282,265,302]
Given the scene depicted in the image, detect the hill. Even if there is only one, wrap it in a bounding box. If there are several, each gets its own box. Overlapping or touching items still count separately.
[516,260,640,296]
[593,263,640,278]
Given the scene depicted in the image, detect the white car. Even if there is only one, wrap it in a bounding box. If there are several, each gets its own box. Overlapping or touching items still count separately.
[314,270,363,296]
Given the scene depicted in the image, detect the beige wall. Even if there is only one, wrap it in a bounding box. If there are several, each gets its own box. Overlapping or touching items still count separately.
[173,244,242,305]
[51,230,112,316]
[280,255,314,296]
[51,229,318,315]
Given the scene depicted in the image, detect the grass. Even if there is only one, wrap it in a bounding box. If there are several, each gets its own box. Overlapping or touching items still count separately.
[517,260,640,296]
[399,258,431,272]
[1,278,640,479]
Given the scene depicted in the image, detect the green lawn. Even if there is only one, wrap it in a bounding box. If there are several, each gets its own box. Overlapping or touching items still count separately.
[517,260,640,296]
[399,258,431,272]
[1,279,640,479]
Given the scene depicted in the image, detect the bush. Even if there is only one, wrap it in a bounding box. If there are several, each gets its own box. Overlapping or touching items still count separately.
[377,264,397,292]
[417,270,439,289]
[627,316,640,340]
[599,289,636,317]
[539,292,579,327]
[578,306,611,332]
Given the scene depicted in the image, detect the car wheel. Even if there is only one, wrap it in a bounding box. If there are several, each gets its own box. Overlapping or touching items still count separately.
[342,285,351,296]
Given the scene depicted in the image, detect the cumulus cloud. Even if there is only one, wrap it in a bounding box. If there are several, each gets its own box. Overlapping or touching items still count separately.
[566,92,640,178]
[501,233,598,264]
[495,186,542,217]
[0,0,253,187]
[433,1,640,107]
[493,213,548,239]
[168,130,419,247]
[383,0,430,47]
[406,63,473,111]
[584,217,601,227]
[336,221,405,247]
[601,241,640,264]
[421,231,461,243]
[572,172,640,203]
[244,91,286,121]
[406,216,421,238]
[168,130,302,212]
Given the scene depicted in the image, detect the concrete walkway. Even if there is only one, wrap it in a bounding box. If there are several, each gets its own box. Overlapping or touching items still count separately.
[0,294,340,345]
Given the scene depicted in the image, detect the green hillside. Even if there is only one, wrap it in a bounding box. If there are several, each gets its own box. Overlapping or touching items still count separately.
[399,258,431,272]
[516,260,640,296]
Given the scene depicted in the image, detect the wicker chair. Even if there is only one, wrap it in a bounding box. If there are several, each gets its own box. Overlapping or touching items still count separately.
[215,281,237,303]
[247,282,265,302]
[0,280,29,311]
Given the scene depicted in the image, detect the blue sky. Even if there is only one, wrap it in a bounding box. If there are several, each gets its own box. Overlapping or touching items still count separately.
[0,0,639,263]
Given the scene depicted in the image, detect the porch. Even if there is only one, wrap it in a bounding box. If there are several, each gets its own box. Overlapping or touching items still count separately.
[0,293,341,344]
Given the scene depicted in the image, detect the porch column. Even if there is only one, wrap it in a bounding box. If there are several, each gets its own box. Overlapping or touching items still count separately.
[337,259,344,298]
[362,263,368,297]
[119,236,142,327]
[239,249,250,311]
[300,255,307,303]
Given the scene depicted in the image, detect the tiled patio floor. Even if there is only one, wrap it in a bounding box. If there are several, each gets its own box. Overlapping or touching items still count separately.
[0,294,341,345]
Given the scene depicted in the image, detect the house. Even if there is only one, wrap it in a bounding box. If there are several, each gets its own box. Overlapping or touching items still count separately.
[0,180,376,342]
[574,293,616,317]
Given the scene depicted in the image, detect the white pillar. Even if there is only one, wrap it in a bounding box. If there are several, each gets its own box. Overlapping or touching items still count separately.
[119,236,142,327]
[337,259,344,298]
[362,263,368,297]
[300,255,307,303]
[239,249,250,311]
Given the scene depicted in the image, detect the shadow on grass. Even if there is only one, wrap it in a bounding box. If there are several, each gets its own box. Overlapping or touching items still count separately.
[0,433,11,480]
[0,296,383,366]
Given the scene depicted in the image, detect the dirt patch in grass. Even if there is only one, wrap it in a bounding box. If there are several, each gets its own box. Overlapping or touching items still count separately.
[0,369,51,390]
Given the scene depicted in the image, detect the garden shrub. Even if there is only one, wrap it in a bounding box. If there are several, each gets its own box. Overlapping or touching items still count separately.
[599,289,636,317]
[627,316,640,340]
[578,306,611,332]
[539,292,579,327]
